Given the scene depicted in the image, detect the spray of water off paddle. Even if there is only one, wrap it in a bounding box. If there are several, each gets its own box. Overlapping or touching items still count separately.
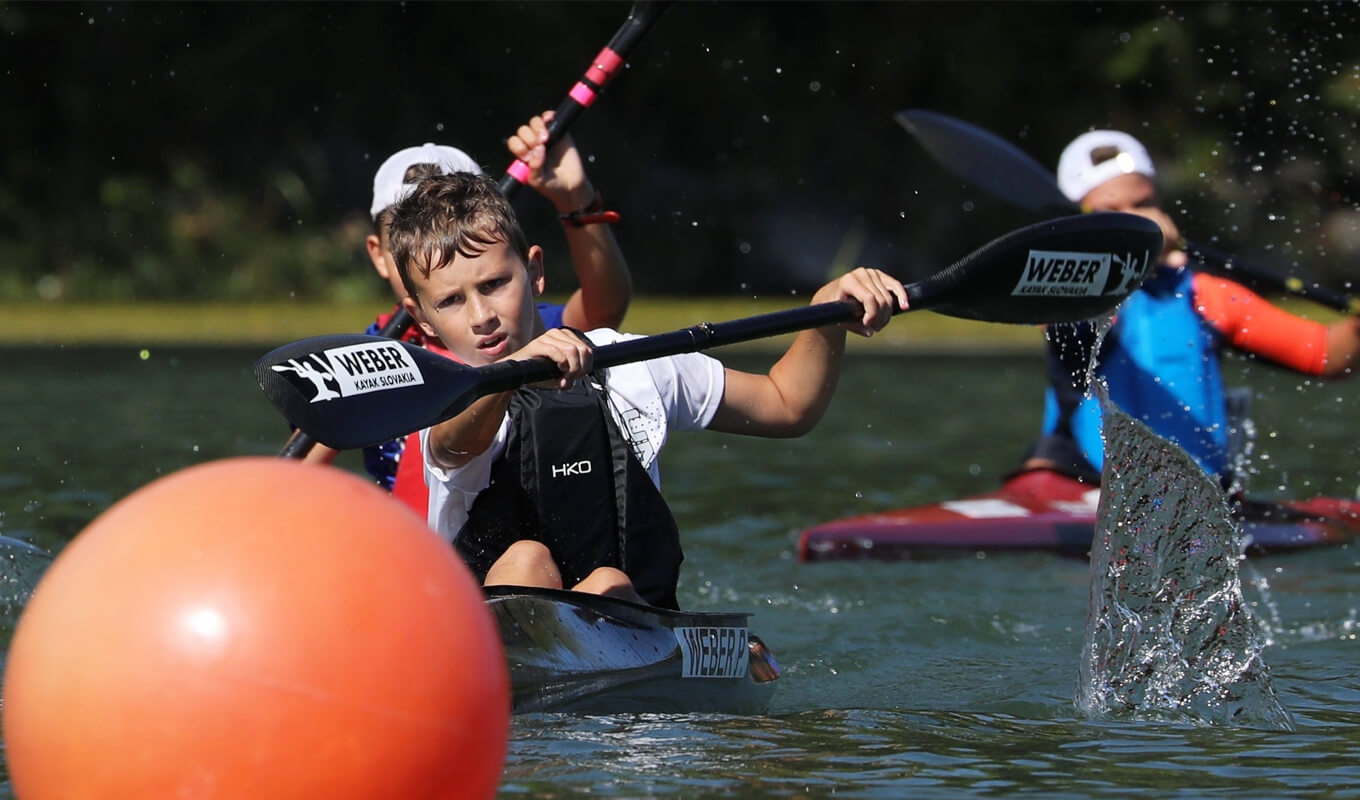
[1075,384,1292,730]
[0,536,53,643]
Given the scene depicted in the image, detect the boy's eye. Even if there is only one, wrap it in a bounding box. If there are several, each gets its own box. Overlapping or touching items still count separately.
[481,277,509,293]
[436,294,464,310]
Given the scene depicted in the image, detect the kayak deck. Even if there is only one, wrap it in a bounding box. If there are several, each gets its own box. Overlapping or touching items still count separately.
[486,586,779,714]
[798,469,1360,562]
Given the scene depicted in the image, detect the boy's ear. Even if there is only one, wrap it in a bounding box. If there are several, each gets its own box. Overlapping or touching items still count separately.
[365,234,389,278]
[526,245,546,297]
[401,295,439,340]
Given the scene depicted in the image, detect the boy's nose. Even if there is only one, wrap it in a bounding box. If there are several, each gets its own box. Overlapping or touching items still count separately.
[467,295,496,330]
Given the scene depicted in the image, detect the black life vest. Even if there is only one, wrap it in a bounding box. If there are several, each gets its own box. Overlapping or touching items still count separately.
[454,378,685,609]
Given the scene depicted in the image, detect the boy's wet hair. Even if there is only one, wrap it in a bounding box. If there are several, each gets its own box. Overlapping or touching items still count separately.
[386,172,531,299]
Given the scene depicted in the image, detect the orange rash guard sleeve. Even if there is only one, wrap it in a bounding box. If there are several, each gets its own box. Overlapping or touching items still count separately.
[1192,272,1329,376]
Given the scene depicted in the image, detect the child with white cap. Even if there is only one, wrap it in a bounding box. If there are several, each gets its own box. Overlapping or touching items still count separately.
[1021,128,1360,487]
[364,112,631,334]
[309,112,634,507]
[1054,130,1185,268]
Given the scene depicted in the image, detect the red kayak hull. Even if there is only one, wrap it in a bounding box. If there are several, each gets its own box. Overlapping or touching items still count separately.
[797,469,1360,561]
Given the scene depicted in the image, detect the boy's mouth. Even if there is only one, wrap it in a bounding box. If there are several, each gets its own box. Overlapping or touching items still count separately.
[476,332,509,358]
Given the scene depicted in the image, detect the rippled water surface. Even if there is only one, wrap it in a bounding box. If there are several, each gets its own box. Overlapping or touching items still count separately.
[2,346,1357,798]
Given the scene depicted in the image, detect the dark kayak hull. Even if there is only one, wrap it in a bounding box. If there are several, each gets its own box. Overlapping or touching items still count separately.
[798,469,1360,561]
[486,586,779,714]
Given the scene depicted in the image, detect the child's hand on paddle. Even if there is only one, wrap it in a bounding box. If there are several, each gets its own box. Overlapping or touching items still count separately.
[510,327,594,389]
[813,268,909,337]
[507,110,595,216]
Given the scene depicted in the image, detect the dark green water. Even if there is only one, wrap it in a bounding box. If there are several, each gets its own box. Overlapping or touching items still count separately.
[1,345,1358,798]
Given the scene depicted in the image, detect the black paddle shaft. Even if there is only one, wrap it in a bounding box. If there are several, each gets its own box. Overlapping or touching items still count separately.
[500,1,671,195]
[256,212,1163,452]
[1181,240,1359,314]
[897,109,1360,314]
[392,1,671,334]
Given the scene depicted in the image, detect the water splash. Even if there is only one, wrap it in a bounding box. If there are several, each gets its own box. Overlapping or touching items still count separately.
[1075,385,1292,730]
[0,536,52,644]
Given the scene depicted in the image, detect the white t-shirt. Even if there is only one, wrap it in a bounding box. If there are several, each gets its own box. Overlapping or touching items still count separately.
[421,329,726,542]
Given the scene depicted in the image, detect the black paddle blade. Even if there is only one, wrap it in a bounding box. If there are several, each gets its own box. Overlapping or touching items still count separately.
[896,109,1076,216]
[907,212,1162,324]
[255,335,478,451]
[898,110,1360,316]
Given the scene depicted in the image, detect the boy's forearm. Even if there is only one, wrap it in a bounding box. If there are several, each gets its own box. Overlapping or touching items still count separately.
[559,225,632,330]
[427,392,513,469]
[769,325,848,431]
[710,325,847,438]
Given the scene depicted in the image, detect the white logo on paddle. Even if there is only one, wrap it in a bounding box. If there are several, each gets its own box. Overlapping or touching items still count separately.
[270,342,424,403]
[1111,250,1151,295]
[1014,250,1111,297]
[1014,249,1152,298]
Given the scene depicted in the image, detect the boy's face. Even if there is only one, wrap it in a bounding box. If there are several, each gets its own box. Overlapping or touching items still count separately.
[1082,172,1181,263]
[1081,172,1158,215]
[401,241,546,366]
[366,227,408,301]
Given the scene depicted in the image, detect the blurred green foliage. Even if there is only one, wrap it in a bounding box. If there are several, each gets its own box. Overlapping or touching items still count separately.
[76,162,376,303]
[2,1,1357,304]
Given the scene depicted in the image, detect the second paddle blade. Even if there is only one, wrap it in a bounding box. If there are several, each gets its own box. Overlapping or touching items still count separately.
[896,109,1077,216]
[907,212,1163,325]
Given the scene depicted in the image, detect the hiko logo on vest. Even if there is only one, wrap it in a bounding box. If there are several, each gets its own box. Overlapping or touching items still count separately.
[551,460,593,478]
[269,341,424,404]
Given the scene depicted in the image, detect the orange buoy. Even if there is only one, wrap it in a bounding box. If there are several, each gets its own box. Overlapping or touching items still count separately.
[2,457,508,800]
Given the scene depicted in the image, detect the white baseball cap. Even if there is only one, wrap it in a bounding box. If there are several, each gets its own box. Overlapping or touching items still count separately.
[1056,130,1156,203]
[370,143,484,219]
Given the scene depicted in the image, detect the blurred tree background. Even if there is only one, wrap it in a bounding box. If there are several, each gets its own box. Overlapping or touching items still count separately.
[2,1,1357,305]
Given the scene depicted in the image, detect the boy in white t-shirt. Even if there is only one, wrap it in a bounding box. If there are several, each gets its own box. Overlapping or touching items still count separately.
[387,172,907,609]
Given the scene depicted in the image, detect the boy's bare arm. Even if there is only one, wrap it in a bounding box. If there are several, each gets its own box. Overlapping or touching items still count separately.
[508,111,632,330]
[426,392,515,470]
[708,330,844,438]
[557,223,631,330]
[706,268,906,438]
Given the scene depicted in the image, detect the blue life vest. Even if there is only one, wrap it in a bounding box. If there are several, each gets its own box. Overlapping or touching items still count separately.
[1039,267,1230,480]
